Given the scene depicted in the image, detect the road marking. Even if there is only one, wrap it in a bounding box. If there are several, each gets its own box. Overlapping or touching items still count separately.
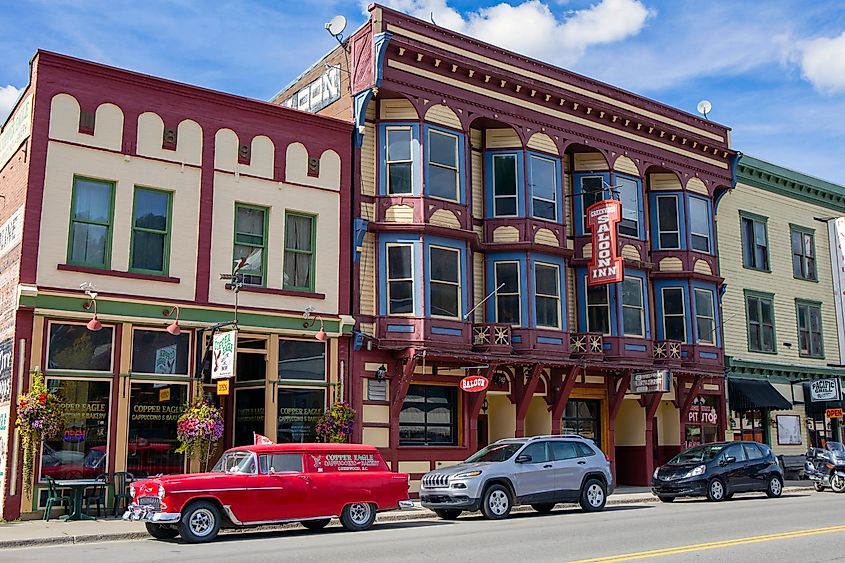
[565,524,845,562]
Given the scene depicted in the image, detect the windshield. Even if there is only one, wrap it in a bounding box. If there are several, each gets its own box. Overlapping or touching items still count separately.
[668,444,724,465]
[211,451,256,474]
[465,443,522,463]
[828,442,845,453]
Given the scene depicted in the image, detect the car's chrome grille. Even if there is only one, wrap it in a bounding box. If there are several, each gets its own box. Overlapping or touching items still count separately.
[422,474,449,488]
[137,496,161,510]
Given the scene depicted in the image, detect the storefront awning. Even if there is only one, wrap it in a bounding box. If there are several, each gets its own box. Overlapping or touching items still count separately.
[728,378,792,411]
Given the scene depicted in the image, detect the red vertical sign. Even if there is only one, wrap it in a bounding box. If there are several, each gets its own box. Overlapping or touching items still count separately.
[587,199,624,286]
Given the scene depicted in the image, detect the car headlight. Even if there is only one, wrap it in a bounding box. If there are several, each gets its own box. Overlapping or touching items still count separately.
[682,465,706,479]
[130,485,136,498]
[453,470,482,479]
[157,484,166,499]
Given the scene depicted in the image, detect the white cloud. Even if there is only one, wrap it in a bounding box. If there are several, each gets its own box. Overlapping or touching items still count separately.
[0,85,23,123]
[371,0,652,66]
[797,31,845,94]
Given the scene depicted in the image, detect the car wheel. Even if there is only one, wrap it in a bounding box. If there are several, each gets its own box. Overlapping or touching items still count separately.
[706,478,727,502]
[530,503,556,514]
[765,475,784,498]
[301,518,331,530]
[145,523,179,540]
[814,481,825,492]
[579,479,607,512]
[831,474,845,493]
[656,495,674,503]
[434,509,462,520]
[177,501,222,543]
[340,503,376,531]
[481,484,512,520]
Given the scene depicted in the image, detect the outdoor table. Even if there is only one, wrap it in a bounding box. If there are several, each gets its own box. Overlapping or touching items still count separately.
[55,478,107,521]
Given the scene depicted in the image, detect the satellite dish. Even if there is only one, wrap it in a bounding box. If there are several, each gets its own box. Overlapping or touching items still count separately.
[696,100,712,119]
[325,15,347,38]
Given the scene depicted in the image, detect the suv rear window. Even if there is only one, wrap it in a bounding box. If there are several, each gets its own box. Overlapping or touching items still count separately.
[575,442,596,457]
[550,441,578,460]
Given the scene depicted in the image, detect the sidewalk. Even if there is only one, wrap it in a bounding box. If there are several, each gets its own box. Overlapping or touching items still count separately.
[0,483,814,549]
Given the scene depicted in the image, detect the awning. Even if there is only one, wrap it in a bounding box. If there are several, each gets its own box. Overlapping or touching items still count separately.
[728,378,792,411]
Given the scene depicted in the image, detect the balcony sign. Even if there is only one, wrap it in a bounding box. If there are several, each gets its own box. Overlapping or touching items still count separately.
[630,369,671,394]
[460,375,489,393]
[586,199,624,286]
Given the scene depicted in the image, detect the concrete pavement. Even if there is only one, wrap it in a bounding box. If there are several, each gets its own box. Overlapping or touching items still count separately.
[3,488,842,563]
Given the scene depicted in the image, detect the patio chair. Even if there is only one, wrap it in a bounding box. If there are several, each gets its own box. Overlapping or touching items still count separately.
[84,472,109,518]
[43,476,71,521]
[111,471,134,517]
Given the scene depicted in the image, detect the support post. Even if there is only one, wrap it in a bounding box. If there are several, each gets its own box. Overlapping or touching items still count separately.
[607,374,629,482]
[467,364,496,453]
[643,392,664,487]
[550,365,580,433]
[389,348,417,469]
[515,364,543,437]
[678,375,704,446]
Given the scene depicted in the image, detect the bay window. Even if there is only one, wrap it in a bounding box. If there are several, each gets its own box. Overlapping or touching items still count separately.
[493,154,518,217]
[662,287,686,342]
[386,126,413,195]
[694,288,716,344]
[689,197,712,253]
[386,244,414,315]
[529,155,558,221]
[494,262,521,325]
[616,176,640,237]
[534,262,561,329]
[427,129,459,201]
[586,283,610,334]
[579,176,606,232]
[621,277,644,336]
[656,195,681,249]
[429,246,461,318]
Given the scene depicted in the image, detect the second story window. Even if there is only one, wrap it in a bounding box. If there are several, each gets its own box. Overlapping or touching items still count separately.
[689,197,711,253]
[746,292,775,353]
[130,187,171,275]
[796,301,823,358]
[494,262,521,325]
[741,214,769,271]
[662,287,686,342]
[493,154,519,217]
[586,283,610,334]
[429,246,460,319]
[234,204,267,286]
[580,176,605,232]
[694,288,716,344]
[791,227,816,281]
[621,277,644,336]
[386,126,413,195]
[529,155,558,221]
[68,176,114,268]
[534,262,561,329]
[427,129,459,201]
[616,176,640,237]
[387,244,414,315]
[656,195,680,249]
[283,212,315,291]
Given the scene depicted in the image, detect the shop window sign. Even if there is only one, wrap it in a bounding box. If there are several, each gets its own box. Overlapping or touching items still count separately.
[48,323,113,372]
[41,379,110,481]
[277,388,324,443]
[235,388,265,446]
[128,382,187,478]
[131,330,190,375]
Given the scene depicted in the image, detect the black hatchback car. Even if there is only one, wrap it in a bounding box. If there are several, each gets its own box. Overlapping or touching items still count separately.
[652,441,784,502]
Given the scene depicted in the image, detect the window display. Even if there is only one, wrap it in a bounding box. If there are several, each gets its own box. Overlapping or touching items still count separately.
[127,382,187,477]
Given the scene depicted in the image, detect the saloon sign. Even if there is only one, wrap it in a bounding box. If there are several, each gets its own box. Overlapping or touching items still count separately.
[460,375,489,393]
[587,199,624,286]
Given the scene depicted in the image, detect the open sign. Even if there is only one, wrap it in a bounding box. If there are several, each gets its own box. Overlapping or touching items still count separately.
[460,376,489,393]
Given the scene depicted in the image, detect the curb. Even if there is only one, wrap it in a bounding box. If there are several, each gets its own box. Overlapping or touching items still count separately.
[0,486,815,549]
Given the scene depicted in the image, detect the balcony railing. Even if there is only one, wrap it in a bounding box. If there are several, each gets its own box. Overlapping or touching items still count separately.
[472,323,512,351]
[569,333,603,356]
[653,340,683,364]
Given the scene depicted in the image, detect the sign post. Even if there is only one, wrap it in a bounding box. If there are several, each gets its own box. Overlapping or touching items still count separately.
[586,199,624,286]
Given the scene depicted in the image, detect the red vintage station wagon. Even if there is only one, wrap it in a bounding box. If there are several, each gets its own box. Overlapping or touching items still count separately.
[123,443,412,543]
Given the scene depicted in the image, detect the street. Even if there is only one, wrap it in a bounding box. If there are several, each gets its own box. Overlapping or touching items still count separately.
[5,491,845,563]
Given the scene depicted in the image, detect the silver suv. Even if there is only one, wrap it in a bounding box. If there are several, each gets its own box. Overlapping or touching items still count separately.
[420,435,613,520]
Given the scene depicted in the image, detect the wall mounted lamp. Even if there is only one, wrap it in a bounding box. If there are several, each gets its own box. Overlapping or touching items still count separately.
[163,306,181,336]
[80,283,102,332]
[303,307,329,341]
[375,365,387,381]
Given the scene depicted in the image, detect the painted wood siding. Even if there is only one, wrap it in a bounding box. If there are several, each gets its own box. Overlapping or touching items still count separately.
[717,181,840,365]
[361,123,376,197]
[360,232,376,317]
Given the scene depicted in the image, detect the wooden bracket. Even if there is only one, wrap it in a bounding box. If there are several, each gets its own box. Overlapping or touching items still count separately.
[389,348,417,421]
[609,374,629,422]
[551,365,580,421]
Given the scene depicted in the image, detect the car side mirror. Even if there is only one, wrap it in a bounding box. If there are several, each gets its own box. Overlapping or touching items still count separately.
[725,456,736,464]
[515,454,532,464]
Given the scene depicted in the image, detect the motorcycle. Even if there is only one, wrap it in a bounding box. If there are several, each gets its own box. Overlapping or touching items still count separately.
[805,446,845,493]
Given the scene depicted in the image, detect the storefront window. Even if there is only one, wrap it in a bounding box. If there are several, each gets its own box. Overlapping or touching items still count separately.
[685,395,719,449]
[131,329,190,375]
[235,387,265,446]
[278,339,325,381]
[48,323,113,372]
[41,379,110,481]
[732,408,766,443]
[399,384,457,446]
[277,388,324,443]
[127,382,186,477]
[562,399,601,448]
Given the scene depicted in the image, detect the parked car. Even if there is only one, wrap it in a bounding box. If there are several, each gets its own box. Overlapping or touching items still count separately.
[420,435,613,520]
[123,443,413,543]
[652,441,784,502]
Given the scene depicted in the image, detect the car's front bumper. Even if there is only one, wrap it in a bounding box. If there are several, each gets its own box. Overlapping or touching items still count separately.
[123,503,181,523]
[651,477,707,498]
[420,492,481,511]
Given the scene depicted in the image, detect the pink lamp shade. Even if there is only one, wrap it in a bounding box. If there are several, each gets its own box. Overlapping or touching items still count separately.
[86,315,103,332]
[315,328,329,341]
[166,321,181,336]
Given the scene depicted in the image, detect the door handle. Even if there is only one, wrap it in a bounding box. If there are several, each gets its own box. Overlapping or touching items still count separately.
[543,464,553,468]
[577,461,586,465]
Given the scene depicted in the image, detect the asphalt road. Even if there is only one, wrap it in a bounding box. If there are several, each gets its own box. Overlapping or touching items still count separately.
[6,491,845,563]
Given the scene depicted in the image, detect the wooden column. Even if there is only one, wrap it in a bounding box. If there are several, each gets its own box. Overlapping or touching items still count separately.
[642,392,664,486]
[607,374,629,481]
[467,365,496,452]
[388,349,417,468]
[515,364,543,437]
[677,375,703,446]
[550,366,580,434]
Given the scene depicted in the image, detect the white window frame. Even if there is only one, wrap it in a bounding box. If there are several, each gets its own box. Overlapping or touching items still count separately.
[492,153,519,218]
[427,129,459,202]
[429,245,461,320]
[534,262,561,329]
[494,261,521,326]
[386,243,415,316]
[386,126,414,195]
[689,197,711,253]
[585,280,611,335]
[621,276,645,337]
[656,195,681,249]
[661,287,687,342]
[529,154,557,222]
[694,288,716,345]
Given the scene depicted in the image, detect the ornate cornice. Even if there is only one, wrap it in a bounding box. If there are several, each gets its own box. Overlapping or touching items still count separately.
[736,155,845,213]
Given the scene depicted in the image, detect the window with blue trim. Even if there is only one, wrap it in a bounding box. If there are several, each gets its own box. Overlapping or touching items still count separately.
[386,243,414,315]
[621,276,645,336]
[494,261,521,325]
[586,283,610,334]
[574,173,642,238]
[689,197,712,253]
[492,153,519,217]
[616,176,640,237]
[534,262,561,329]
[655,194,681,249]
[577,175,608,233]
[694,288,716,344]
[429,245,461,319]
[661,287,686,341]
[529,155,558,221]
[427,128,460,201]
[386,126,414,195]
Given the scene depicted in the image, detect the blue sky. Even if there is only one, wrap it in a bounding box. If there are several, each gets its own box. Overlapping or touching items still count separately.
[2,0,845,185]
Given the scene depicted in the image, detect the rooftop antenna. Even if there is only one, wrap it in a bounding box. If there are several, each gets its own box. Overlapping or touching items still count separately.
[324,15,348,46]
[430,12,437,25]
[696,100,712,120]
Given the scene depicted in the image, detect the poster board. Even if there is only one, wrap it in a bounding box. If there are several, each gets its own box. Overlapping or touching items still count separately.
[776,414,802,445]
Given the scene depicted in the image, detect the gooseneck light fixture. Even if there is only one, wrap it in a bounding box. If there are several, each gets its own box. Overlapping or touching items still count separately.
[80,282,102,332]
[302,306,329,342]
[163,306,181,336]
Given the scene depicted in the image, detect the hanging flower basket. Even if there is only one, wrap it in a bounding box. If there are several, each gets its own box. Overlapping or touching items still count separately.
[315,402,356,443]
[176,398,224,471]
[16,371,63,497]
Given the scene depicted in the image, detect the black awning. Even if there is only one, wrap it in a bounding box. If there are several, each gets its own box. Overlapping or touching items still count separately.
[728,378,792,411]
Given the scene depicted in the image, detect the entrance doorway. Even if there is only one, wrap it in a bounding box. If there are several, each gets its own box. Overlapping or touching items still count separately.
[562,399,602,448]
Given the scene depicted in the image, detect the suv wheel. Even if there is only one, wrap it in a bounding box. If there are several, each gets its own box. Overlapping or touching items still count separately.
[434,509,462,520]
[531,503,555,514]
[481,484,512,520]
[579,479,607,512]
